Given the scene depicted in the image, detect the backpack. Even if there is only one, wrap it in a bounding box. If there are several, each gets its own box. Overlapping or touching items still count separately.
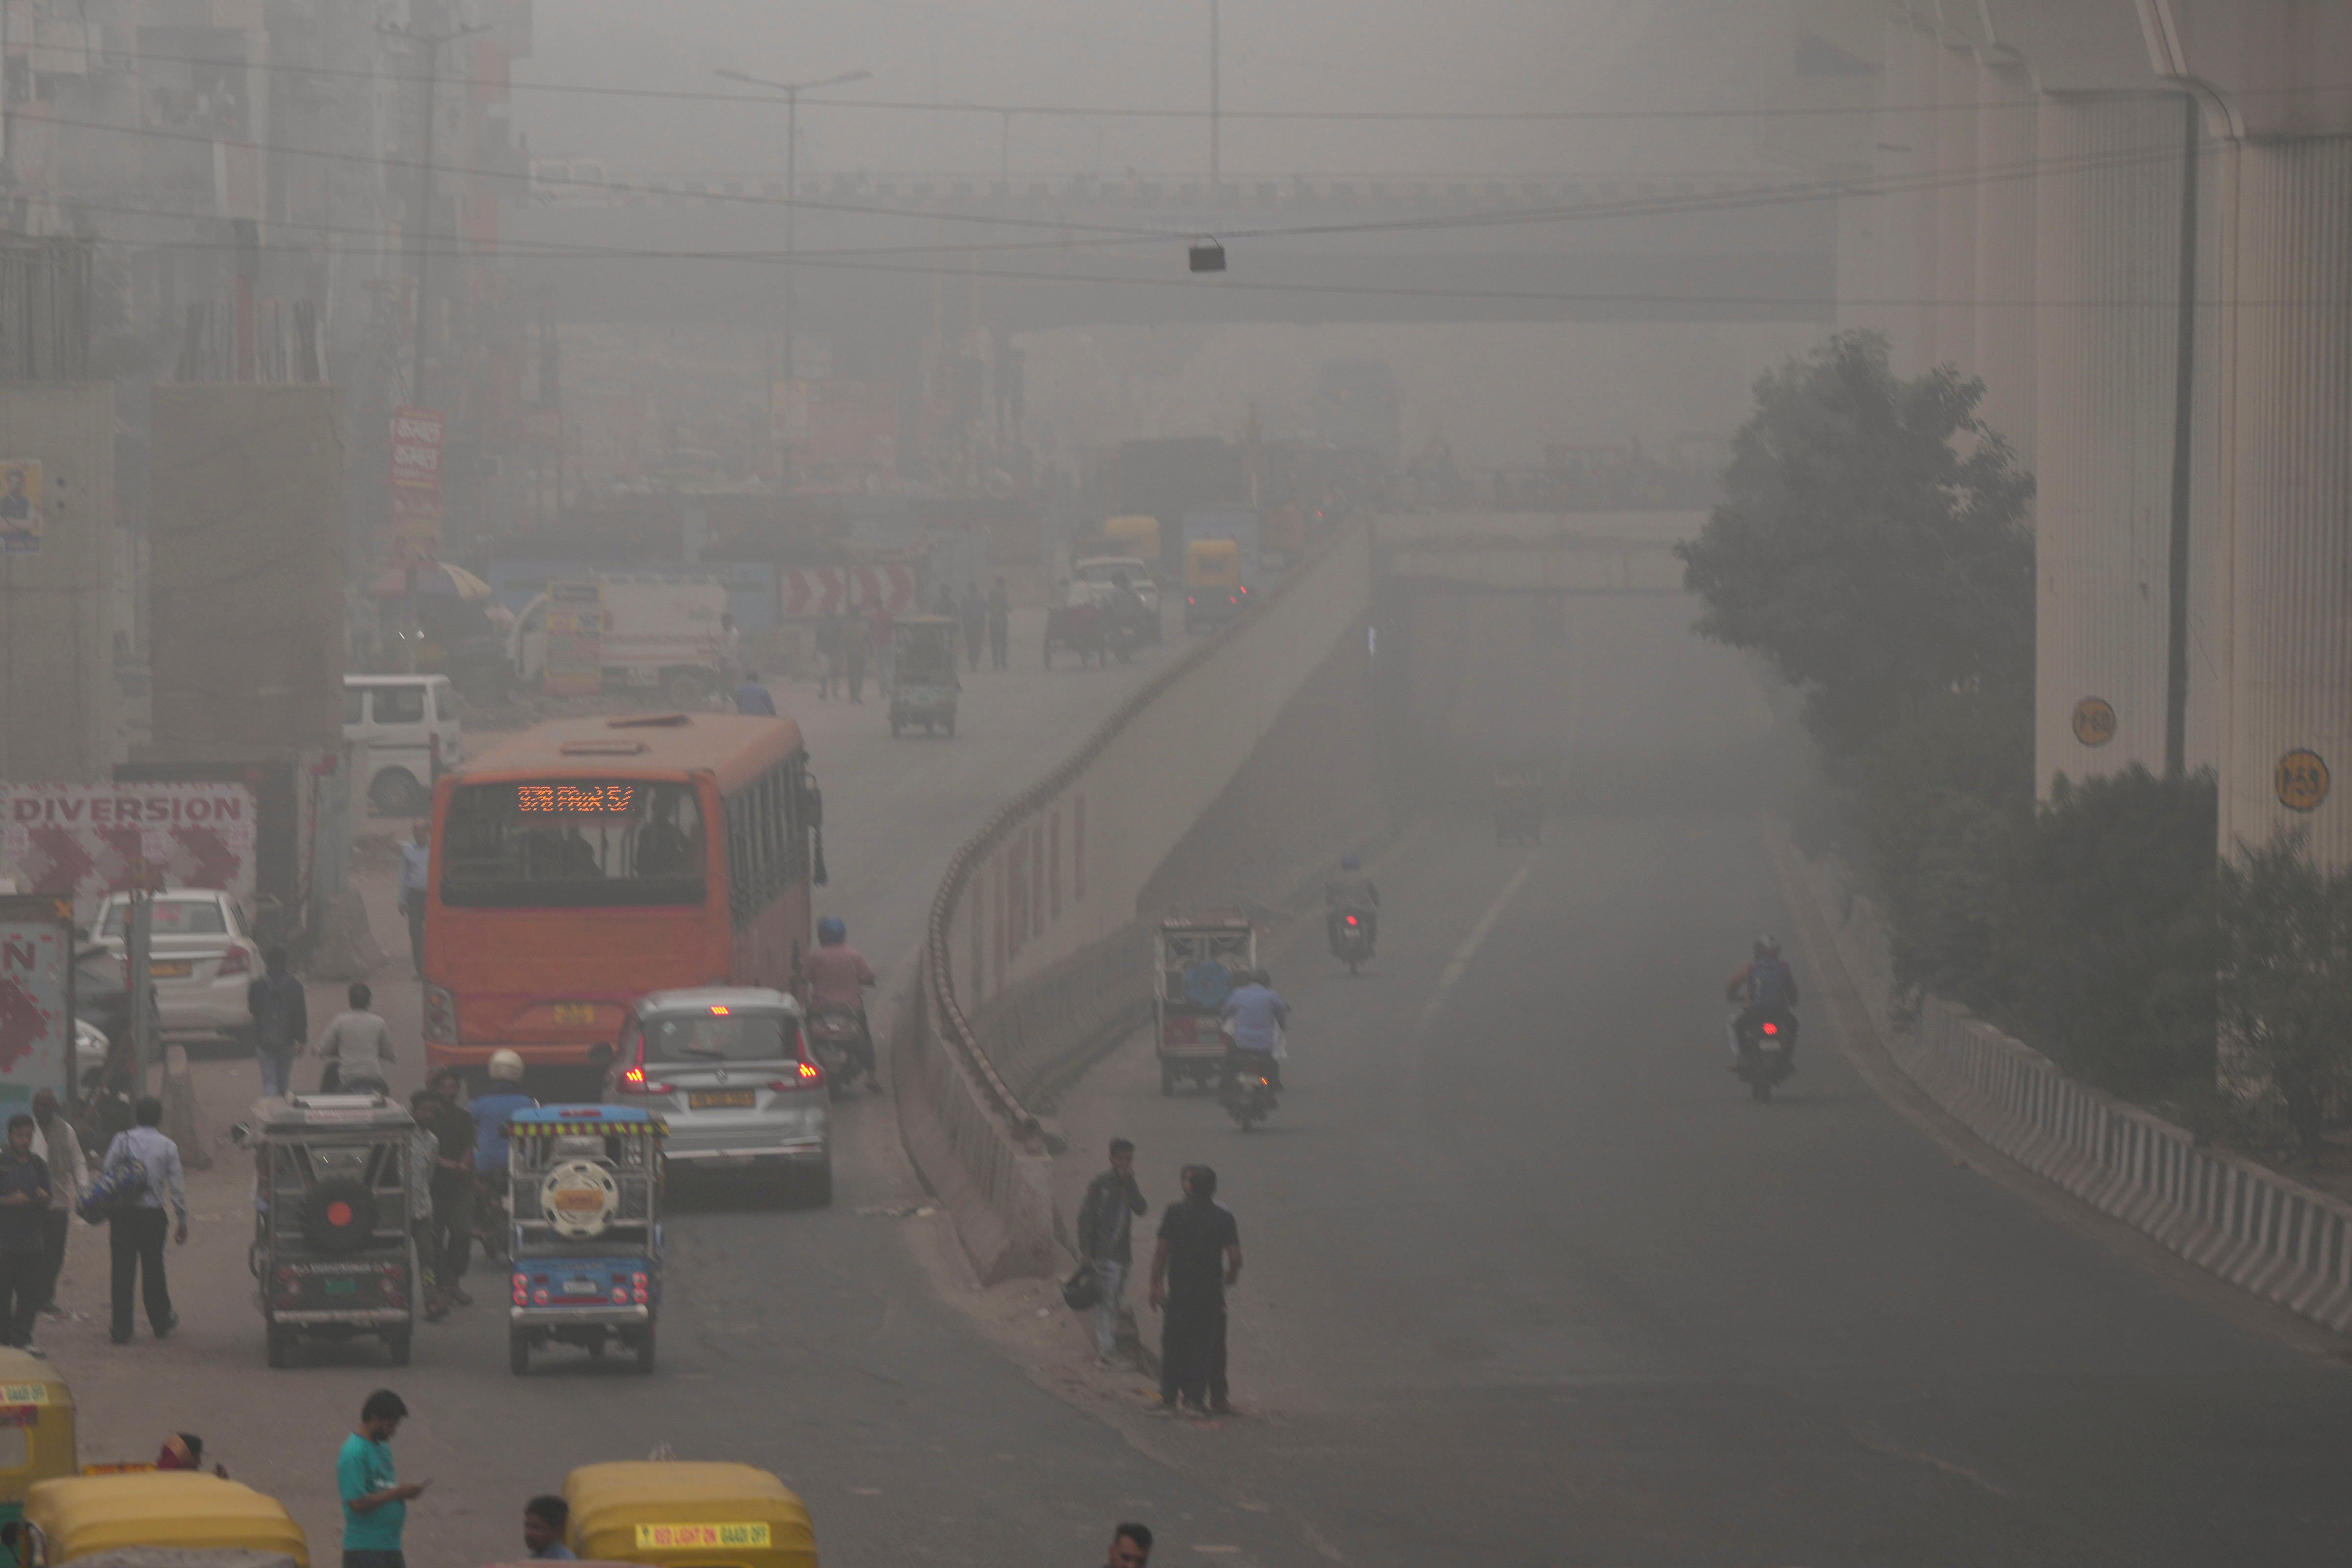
[1750,956,1793,1012]
[78,1148,148,1222]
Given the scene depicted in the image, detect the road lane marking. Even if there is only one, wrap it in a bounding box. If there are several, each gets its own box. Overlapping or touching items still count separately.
[1414,854,1540,1032]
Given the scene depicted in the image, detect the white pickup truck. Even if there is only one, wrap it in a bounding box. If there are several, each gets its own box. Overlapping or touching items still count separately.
[509,577,731,705]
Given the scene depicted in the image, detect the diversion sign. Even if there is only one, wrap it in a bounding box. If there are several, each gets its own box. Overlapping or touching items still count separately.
[0,898,70,1102]
[1,784,257,921]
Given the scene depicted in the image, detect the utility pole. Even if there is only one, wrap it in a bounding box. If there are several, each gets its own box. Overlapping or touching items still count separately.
[1209,0,1221,185]
[382,17,490,407]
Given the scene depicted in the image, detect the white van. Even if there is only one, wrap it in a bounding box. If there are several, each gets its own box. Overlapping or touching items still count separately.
[345,673,462,815]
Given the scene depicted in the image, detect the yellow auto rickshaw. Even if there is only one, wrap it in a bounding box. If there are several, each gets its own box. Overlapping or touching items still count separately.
[23,1471,306,1568]
[0,1350,75,1533]
[564,1462,815,1568]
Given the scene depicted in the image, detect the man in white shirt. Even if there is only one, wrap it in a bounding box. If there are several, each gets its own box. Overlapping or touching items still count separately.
[29,1089,84,1316]
[99,1098,185,1344]
[318,983,396,1094]
[398,824,431,979]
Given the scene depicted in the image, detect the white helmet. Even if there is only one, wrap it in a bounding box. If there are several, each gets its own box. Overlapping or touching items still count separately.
[488,1049,525,1083]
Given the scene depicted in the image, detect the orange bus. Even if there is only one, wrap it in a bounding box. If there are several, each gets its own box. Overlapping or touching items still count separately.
[422,711,822,1075]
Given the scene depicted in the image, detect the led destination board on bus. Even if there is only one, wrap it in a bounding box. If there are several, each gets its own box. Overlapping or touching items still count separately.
[516,783,638,816]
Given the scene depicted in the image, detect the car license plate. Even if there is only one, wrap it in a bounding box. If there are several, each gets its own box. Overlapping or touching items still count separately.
[552,1003,595,1026]
[688,1089,755,1109]
[323,1277,357,1296]
[148,960,192,979]
[564,1276,598,1297]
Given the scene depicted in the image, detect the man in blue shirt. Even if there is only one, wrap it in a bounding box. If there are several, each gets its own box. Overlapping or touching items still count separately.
[733,671,778,716]
[397,823,431,980]
[1218,969,1288,1092]
[523,1496,576,1560]
[471,1052,536,1175]
[339,1388,425,1568]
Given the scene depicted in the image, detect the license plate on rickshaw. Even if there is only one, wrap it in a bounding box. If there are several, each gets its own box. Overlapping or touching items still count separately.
[564,1276,598,1297]
[689,1089,755,1109]
[323,1277,357,1295]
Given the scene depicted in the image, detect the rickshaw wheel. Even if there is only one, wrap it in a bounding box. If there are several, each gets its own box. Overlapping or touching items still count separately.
[386,1327,412,1367]
[587,1335,607,1360]
[635,1325,657,1373]
[509,1328,530,1375]
[266,1324,291,1369]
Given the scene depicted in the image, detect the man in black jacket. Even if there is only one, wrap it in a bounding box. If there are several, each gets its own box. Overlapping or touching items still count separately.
[1076,1138,1147,1367]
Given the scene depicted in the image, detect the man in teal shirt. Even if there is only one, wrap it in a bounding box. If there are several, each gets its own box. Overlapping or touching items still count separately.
[339,1390,425,1568]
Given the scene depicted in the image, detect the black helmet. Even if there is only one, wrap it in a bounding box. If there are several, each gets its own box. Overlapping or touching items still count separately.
[1753,934,1781,958]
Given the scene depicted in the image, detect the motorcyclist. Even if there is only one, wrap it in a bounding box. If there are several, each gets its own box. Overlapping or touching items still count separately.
[1725,935,1800,1065]
[469,1050,537,1258]
[1103,572,1151,648]
[1218,967,1288,1094]
[1325,853,1379,953]
[804,915,879,1088]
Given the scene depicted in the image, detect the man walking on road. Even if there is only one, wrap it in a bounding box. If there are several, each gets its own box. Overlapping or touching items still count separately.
[0,1116,51,1347]
[247,946,308,1098]
[418,1073,476,1317]
[101,1098,184,1344]
[1077,1138,1148,1367]
[815,605,844,701]
[30,1090,82,1316]
[958,581,987,670]
[1148,1165,1240,1416]
[339,1389,425,1568]
[986,578,1011,670]
[398,823,430,980]
[1102,1523,1152,1567]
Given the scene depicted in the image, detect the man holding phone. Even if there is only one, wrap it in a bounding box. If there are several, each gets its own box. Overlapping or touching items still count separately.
[339,1389,427,1568]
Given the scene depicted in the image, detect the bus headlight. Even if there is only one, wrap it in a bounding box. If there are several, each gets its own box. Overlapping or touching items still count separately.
[423,985,458,1044]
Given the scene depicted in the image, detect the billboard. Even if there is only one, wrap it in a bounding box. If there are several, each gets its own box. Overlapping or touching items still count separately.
[779,565,918,617]
[1,784,258,922]
[0,900,70,1105]
[386,406,445,573]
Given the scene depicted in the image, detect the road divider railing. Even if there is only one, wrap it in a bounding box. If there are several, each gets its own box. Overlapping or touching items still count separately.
[1784,833,2352,1337]
[895,519,1373,1281]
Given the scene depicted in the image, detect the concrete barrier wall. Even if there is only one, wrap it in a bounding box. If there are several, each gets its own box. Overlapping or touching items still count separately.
[1785,834,2352,1336]
[894,521,1372,1281]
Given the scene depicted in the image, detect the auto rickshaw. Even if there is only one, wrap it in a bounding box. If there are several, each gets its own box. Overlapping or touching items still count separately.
[508,1105,666,1375]
[563,1462,816,1568]
[887,616,961,738]
[238,1094,422,1370]
[1154,913,1257,1095]
[23,1471,307,1568]
[0,1351,74,1537]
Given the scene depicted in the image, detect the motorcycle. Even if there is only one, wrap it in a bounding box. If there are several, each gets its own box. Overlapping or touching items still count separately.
[1731,1007,1799,1102]
[1219,1053,1280,1131]
[473,1169,512,1265]
[1330,910,1374,974]
[806,1006,870,1099]
[1103,612,1144,664]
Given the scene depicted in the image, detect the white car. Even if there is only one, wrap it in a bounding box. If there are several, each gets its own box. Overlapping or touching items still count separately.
[346,674,462,817]
[88,889,264,1041]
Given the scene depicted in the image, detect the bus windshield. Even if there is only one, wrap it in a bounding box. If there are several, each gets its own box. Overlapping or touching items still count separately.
[441,779,706,907]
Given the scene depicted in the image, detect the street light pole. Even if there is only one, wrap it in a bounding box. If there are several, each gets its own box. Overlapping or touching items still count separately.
[1209,0,1220,186]
[717,66,871,402]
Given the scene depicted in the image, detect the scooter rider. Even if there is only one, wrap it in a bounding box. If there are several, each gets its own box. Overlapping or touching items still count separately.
[804,916,879,1086]
[1724,935,1800,1064]
[1218,968,1288,1094]
[1325,853,1379,952]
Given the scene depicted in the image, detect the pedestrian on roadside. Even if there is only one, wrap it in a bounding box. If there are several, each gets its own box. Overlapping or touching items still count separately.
[868,602,896,692]
[398,823,431,980]
[958,582,987,670]
[1147,1164,1240,1417]
[100,1097,184,1345]
[841,612,869,704]
[317,983,396,1095]
[0,1115,51,1348]
[247,946,308,1099]
[523,1495,576,1560]
[733,670,778,716]
[418,1074,476,1318]
[1182,1163,1240,1415]
[815,606,845,701]
[1102,1522,1152,1568]
[30,1088,84,1316]
[339,1389,425,1568]
[1077,1138,1148,1367]
[987,578,1011,670]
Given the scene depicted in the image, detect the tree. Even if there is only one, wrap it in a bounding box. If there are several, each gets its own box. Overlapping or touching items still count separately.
[1676,331,2035,758]
[2216,833,2352,1158]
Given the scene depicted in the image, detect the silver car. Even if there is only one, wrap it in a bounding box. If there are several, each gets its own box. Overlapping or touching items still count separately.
[606,988,832,1205]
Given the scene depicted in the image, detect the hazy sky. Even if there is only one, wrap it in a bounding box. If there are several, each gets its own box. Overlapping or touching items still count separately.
[518,1,1778,179]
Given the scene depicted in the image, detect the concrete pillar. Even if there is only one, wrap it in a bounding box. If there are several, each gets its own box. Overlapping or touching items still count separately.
[1903,25,1943,371]
[2030,93,2195,793]
[1972,56,2037,464]
[1934,42,1980,373]
[2214,139,2352,864]
[1874,18,1928,371]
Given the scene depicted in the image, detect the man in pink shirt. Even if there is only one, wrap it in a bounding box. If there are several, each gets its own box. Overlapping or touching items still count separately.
[803,916,878,1088]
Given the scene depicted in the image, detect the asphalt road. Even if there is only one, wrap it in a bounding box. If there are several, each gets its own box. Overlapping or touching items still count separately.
[42,614,1299,1568]
[1054,805,2352,1567]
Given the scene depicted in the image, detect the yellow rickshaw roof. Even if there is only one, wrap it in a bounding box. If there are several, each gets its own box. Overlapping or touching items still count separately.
[564,1463,814,1560]
[0,1348,71,1404]
[27,1473,308,1566]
